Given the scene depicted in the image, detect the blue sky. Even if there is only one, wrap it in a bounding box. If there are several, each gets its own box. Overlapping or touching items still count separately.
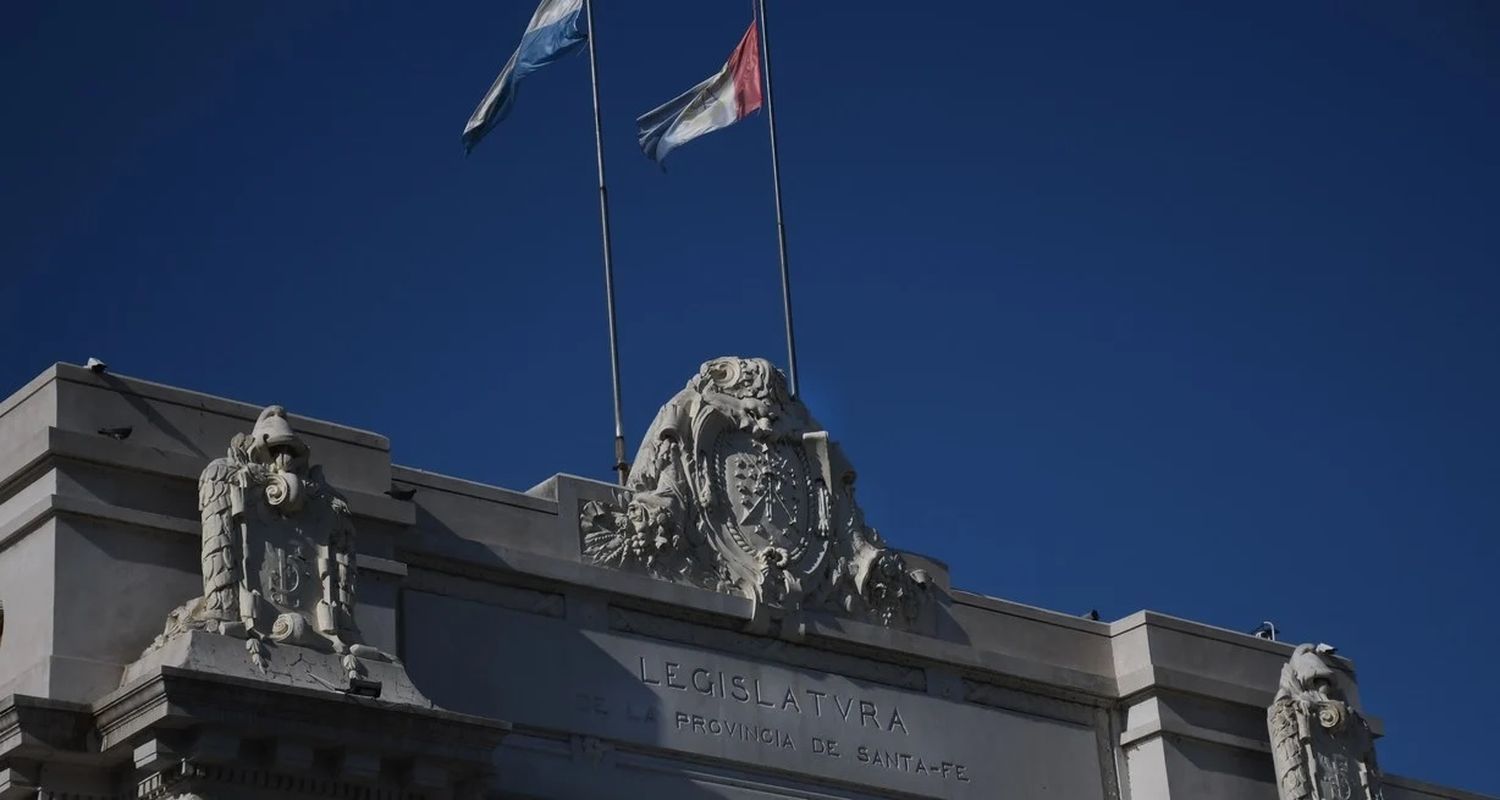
[3,1,1497,792]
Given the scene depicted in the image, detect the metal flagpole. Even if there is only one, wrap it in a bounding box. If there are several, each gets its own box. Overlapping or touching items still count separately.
[755,0,800,399]
[582,0,629,485]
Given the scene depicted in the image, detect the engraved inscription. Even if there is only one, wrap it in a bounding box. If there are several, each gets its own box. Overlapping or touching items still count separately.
[619,654,972,786]
[401,591,1128,797]
[638,657,909,734]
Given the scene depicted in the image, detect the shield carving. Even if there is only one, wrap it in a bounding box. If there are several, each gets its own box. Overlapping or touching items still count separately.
[707,429,826,588]
[242,490,335,632]
[579,357,931,628]
[247,508,323,613]
[1267,644,1384,800]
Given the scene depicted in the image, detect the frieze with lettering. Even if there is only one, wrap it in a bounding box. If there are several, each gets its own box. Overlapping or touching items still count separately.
[405,593,1109,799]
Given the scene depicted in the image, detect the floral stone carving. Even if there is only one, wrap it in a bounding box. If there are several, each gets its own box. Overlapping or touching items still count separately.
[145,406,392,682]
[1267,644,1384,800]
[582,357,930,628]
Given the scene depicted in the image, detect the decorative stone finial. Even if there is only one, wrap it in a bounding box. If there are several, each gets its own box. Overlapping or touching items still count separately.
[134,405,418,699]
[581,357,930,630]
[1267,643,1384,800]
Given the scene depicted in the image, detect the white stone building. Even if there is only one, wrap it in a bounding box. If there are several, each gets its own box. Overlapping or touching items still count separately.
[0,361,1486,800]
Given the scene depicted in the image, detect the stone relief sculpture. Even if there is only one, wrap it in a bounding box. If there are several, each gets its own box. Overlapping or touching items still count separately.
[581,357,929,629]
[137,406,410,697]
[1267,643,1384,800]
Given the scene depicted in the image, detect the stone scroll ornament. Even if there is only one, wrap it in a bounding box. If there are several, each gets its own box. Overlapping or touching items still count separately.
[1267,644,1384,800]
[581,357,930,629]
[147,406,389,677]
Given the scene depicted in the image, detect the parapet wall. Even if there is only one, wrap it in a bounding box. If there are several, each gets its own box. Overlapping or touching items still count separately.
[0,364,1487,800]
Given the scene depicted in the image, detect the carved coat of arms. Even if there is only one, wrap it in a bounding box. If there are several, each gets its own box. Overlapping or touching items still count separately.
[582,357,929,628]
[149,406,385,670]
[1267,644,1384,800]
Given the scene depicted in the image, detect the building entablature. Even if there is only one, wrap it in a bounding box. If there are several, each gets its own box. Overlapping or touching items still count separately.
[0,361,1485,800]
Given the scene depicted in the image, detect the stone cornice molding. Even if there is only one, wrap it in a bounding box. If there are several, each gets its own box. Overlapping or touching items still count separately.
[0,493,404,578]
[96,667,509,762]
[0,427,412,529]
[0,695,94,763]
[2,668,510,800]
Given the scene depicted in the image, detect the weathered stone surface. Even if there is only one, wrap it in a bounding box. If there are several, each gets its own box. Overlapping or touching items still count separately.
[96,667,507,800]
[130,404,415,702]
[122,629,430,707]
[1269,643,1384,800]
[581,357,931,631]
[405,591,1108,800]
[148,406,364,653]
[0,363,1492,800]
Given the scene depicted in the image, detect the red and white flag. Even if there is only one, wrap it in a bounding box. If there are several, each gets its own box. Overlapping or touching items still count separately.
[636,21,763,164]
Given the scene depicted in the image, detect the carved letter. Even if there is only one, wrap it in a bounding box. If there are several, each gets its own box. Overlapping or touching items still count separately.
[691,668,714,695]
[754,679,775,708]
[639,657,661,685]
[806,689,826,716]
[664,661,686,690]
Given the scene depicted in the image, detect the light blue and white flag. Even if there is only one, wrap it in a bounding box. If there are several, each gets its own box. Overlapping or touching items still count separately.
[463,0,587,153]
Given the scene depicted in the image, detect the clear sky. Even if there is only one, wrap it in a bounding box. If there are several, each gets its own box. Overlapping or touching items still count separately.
[3,1,1497,793]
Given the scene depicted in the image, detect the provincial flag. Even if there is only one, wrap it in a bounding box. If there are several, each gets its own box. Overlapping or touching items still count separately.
[463,0,588,153]
[636,21,763,164]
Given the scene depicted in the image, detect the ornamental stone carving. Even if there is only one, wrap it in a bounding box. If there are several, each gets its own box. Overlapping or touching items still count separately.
[1267,644,1384,800]
[581,357,930,629]
[133,406,418,700]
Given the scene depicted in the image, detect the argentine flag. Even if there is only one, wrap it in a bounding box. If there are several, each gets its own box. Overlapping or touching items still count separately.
[637,22,763,164]
[463,0,588,153]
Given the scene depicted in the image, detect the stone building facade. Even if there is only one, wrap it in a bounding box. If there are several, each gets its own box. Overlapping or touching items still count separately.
[0,361,1488,800]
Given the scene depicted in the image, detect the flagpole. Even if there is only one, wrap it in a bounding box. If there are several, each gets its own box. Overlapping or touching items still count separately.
[755,0,800,399]
[583,0,629,485]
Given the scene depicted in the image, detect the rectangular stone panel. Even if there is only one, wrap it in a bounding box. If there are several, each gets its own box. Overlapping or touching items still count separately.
[404,591,1108,800]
